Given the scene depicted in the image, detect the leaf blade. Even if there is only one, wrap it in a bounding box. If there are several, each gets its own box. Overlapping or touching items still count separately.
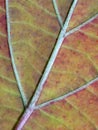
[15,1,78,129]
[23,80,98,130]
[37,15,98,104]
[7,0,60,104]
[0,1,23,129]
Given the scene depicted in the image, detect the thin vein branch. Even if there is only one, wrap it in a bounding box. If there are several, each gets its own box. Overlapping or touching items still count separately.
[52,0,63,27]
[66,99,97,129]
[40,109,72,130]
[5,0,27,107]
[64,13,98,38]
[0,74,16,84]
[35,77,98,109]
[29,0,56,17]
[0,32,6,37]
[15,1,78,129]
[10,21,57,38]
[0,6,5,12]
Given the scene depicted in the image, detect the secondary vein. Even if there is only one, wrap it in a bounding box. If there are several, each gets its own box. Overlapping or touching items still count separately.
[5,0,27,107]
[52,0,63,27]
[35,77,98,109]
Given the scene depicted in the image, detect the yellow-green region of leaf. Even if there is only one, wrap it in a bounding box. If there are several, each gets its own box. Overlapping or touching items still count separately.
[37,15,98,104]
[8,0,73,103]
[68,0,98,30]
[23,80,98,130]
[0,1,23,130]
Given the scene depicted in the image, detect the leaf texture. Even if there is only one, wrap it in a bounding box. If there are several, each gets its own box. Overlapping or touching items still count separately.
[68,0,98,30]
[0,0,98,130]
[37,15,98,104]
[7,0,73,104]
[15,1,98,130]
[0,0,23,129]
[23,80,98,130]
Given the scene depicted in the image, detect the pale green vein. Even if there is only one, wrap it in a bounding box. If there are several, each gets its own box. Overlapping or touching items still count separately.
[14,52,43,75]
[54,103,96,130]
[0,117,16,123]
[62,45,98,71]
[1,87,20,97]
[12,40,47,60]
[27,58,42,75]
[25,119,49,130]
[86,86,98,98]
[35,77,98,109]
[9,3,56,36]
[10,53,41,89]
[0,105,21,112]
[79,30,98,40]
[15,1,78,129]
[0,74,16,84]
[35,71,87,101]
[28,0,78,110]
[23,126,31,130]
[9,50,41,92]
[52,69,87,82]
[52,0,63,27]
[66,99,98,129]
[40,109,72,130]
[63,14,98,38]
[0,55,10,61]
[6,0,27,107]
[29,0,56,17]
[10,0,56,17]
[33,120,46,130]
[20,80,35,93]
[0,32,6,37]
[10,21,57,38]
[0,6,5,12]
[90,22,98,27]
[9,3,35,21]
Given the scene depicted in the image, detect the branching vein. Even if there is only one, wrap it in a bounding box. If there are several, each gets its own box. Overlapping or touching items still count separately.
[15,0,78,129]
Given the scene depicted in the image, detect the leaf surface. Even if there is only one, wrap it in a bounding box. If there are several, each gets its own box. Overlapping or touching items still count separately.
[23,80,98,130]
[0,1,23,129]
[7,0,73,104]
[0,0,98,129]
[15,1,98,130]
[37,15,98,104]
[68,0,98,30]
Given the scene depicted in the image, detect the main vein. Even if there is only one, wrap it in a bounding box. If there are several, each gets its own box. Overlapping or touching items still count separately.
[15,0,78,129]
[5,0,27,107]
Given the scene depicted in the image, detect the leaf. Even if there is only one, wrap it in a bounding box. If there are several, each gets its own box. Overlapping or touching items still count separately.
[0,1,23,129]
[15,0,98,129]
[37,15,98,104]
[0,0,98,130]
[7,0,73,106]
[15,1,79,129]
[23,80,98,130]
[0,0,73,129]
